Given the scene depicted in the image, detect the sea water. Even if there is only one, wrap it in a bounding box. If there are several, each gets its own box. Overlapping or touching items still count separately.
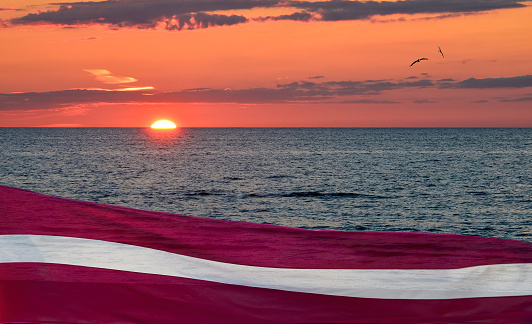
[1,128,531,241]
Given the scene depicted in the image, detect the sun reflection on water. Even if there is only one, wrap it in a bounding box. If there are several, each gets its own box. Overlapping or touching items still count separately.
[143,126,183,148]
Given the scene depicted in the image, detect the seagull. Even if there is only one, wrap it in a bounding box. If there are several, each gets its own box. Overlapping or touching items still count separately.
[438,46,444,58]
[410,58,428,66]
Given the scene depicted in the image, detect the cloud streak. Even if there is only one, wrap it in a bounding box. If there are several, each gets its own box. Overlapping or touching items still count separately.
[1,75,531,111]
[498,94,532,102]
[441,75,532,89]
[84,69,138,84]
[162,12,247,31]
[9,0,270,29]
[7,0,532,30]
[0,8,22,12]
[291,0,531,21]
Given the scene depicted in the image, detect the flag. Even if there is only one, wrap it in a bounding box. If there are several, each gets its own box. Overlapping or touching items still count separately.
[1,185,531,323]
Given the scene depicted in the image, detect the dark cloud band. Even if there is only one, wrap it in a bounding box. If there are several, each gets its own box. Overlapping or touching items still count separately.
[446,75,532,89]
[293,0,529,21]
[1,75,531,111]
[7,0,532,29]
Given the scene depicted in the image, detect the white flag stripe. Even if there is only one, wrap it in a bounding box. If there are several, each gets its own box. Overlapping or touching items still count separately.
[1,234,531,300]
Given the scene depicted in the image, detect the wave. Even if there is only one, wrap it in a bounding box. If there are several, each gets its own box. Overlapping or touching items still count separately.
[245,191,390,199]
[184,190,223,197]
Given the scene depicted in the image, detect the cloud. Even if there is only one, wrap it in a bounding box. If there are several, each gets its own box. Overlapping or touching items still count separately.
[291,0,531,21]
[498,94,532,102]
[339,99,401,104]
[115,86,155,91]
[439,75,532,89]
[255,11,313,22]
[84,69,138,84]
[162,12,247,31]
[413,11,478,21]
[0,89,148,111]
[7,0,532,29]
[40,123,85,127]
[63,36,100,42]
[0,8,21,12]
[10,0,270,29]
[276,79,434,96]
[2,74,532,111]
[370,17,407,23]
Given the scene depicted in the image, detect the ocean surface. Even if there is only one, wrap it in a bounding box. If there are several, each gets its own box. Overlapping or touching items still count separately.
[1,128,531,242]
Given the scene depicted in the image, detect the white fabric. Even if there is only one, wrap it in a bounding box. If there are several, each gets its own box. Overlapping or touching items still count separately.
[1,234,531,299]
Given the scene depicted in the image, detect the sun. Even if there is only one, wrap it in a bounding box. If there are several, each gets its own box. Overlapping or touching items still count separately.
[151,120,177,129]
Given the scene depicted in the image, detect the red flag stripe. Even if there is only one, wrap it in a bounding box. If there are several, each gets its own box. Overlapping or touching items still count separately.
[2,263,531,324]
[1,264,531,324]
[2,185,532,270]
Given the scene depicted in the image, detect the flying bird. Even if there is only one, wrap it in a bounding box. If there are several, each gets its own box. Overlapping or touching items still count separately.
[438,46,444,58]
[410,58,428,66]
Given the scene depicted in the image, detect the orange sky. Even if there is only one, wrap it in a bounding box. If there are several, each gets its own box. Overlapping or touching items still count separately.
[1,0,531,127]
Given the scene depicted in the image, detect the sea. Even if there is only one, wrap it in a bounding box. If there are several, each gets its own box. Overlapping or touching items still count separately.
[1,127,531,242]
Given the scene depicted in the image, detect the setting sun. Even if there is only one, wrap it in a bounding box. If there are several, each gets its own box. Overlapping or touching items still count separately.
[151,120,177,129]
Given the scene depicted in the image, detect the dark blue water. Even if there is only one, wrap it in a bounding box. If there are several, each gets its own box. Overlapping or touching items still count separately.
[1,128,531,241]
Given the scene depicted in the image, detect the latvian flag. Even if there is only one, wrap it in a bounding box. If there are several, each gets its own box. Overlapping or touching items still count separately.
[1,185,531,323]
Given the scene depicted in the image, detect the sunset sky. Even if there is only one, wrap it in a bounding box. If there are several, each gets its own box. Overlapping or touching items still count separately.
[1,0,531,127]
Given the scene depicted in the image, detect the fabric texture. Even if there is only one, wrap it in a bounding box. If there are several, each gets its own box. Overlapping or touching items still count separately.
[1,185,531,323]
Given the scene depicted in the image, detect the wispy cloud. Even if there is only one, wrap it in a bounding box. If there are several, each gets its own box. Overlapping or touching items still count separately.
[115,86,155,91]
[39,123,85,127]
[84,69,138,84]
[440,75,532,88]
[289,0,529,21]
[2,74,531,111]
[9,0,266,29]
[340,99,401,104]
[276,79,434,96]
[413,99,438,104]
[62,36,100,42]
[498,94,532,102]
[0,7,22,12]
[255,11,313,22]
[162,12,247,31]
[6,0,532,30]
[0,89,148,111]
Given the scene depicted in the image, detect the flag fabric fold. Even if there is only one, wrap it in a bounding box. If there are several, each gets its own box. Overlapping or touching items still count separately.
[1,185,531,323]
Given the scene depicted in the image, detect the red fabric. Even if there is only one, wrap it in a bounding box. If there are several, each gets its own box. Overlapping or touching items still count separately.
[1,185,531,323]
[2,264,531,324]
